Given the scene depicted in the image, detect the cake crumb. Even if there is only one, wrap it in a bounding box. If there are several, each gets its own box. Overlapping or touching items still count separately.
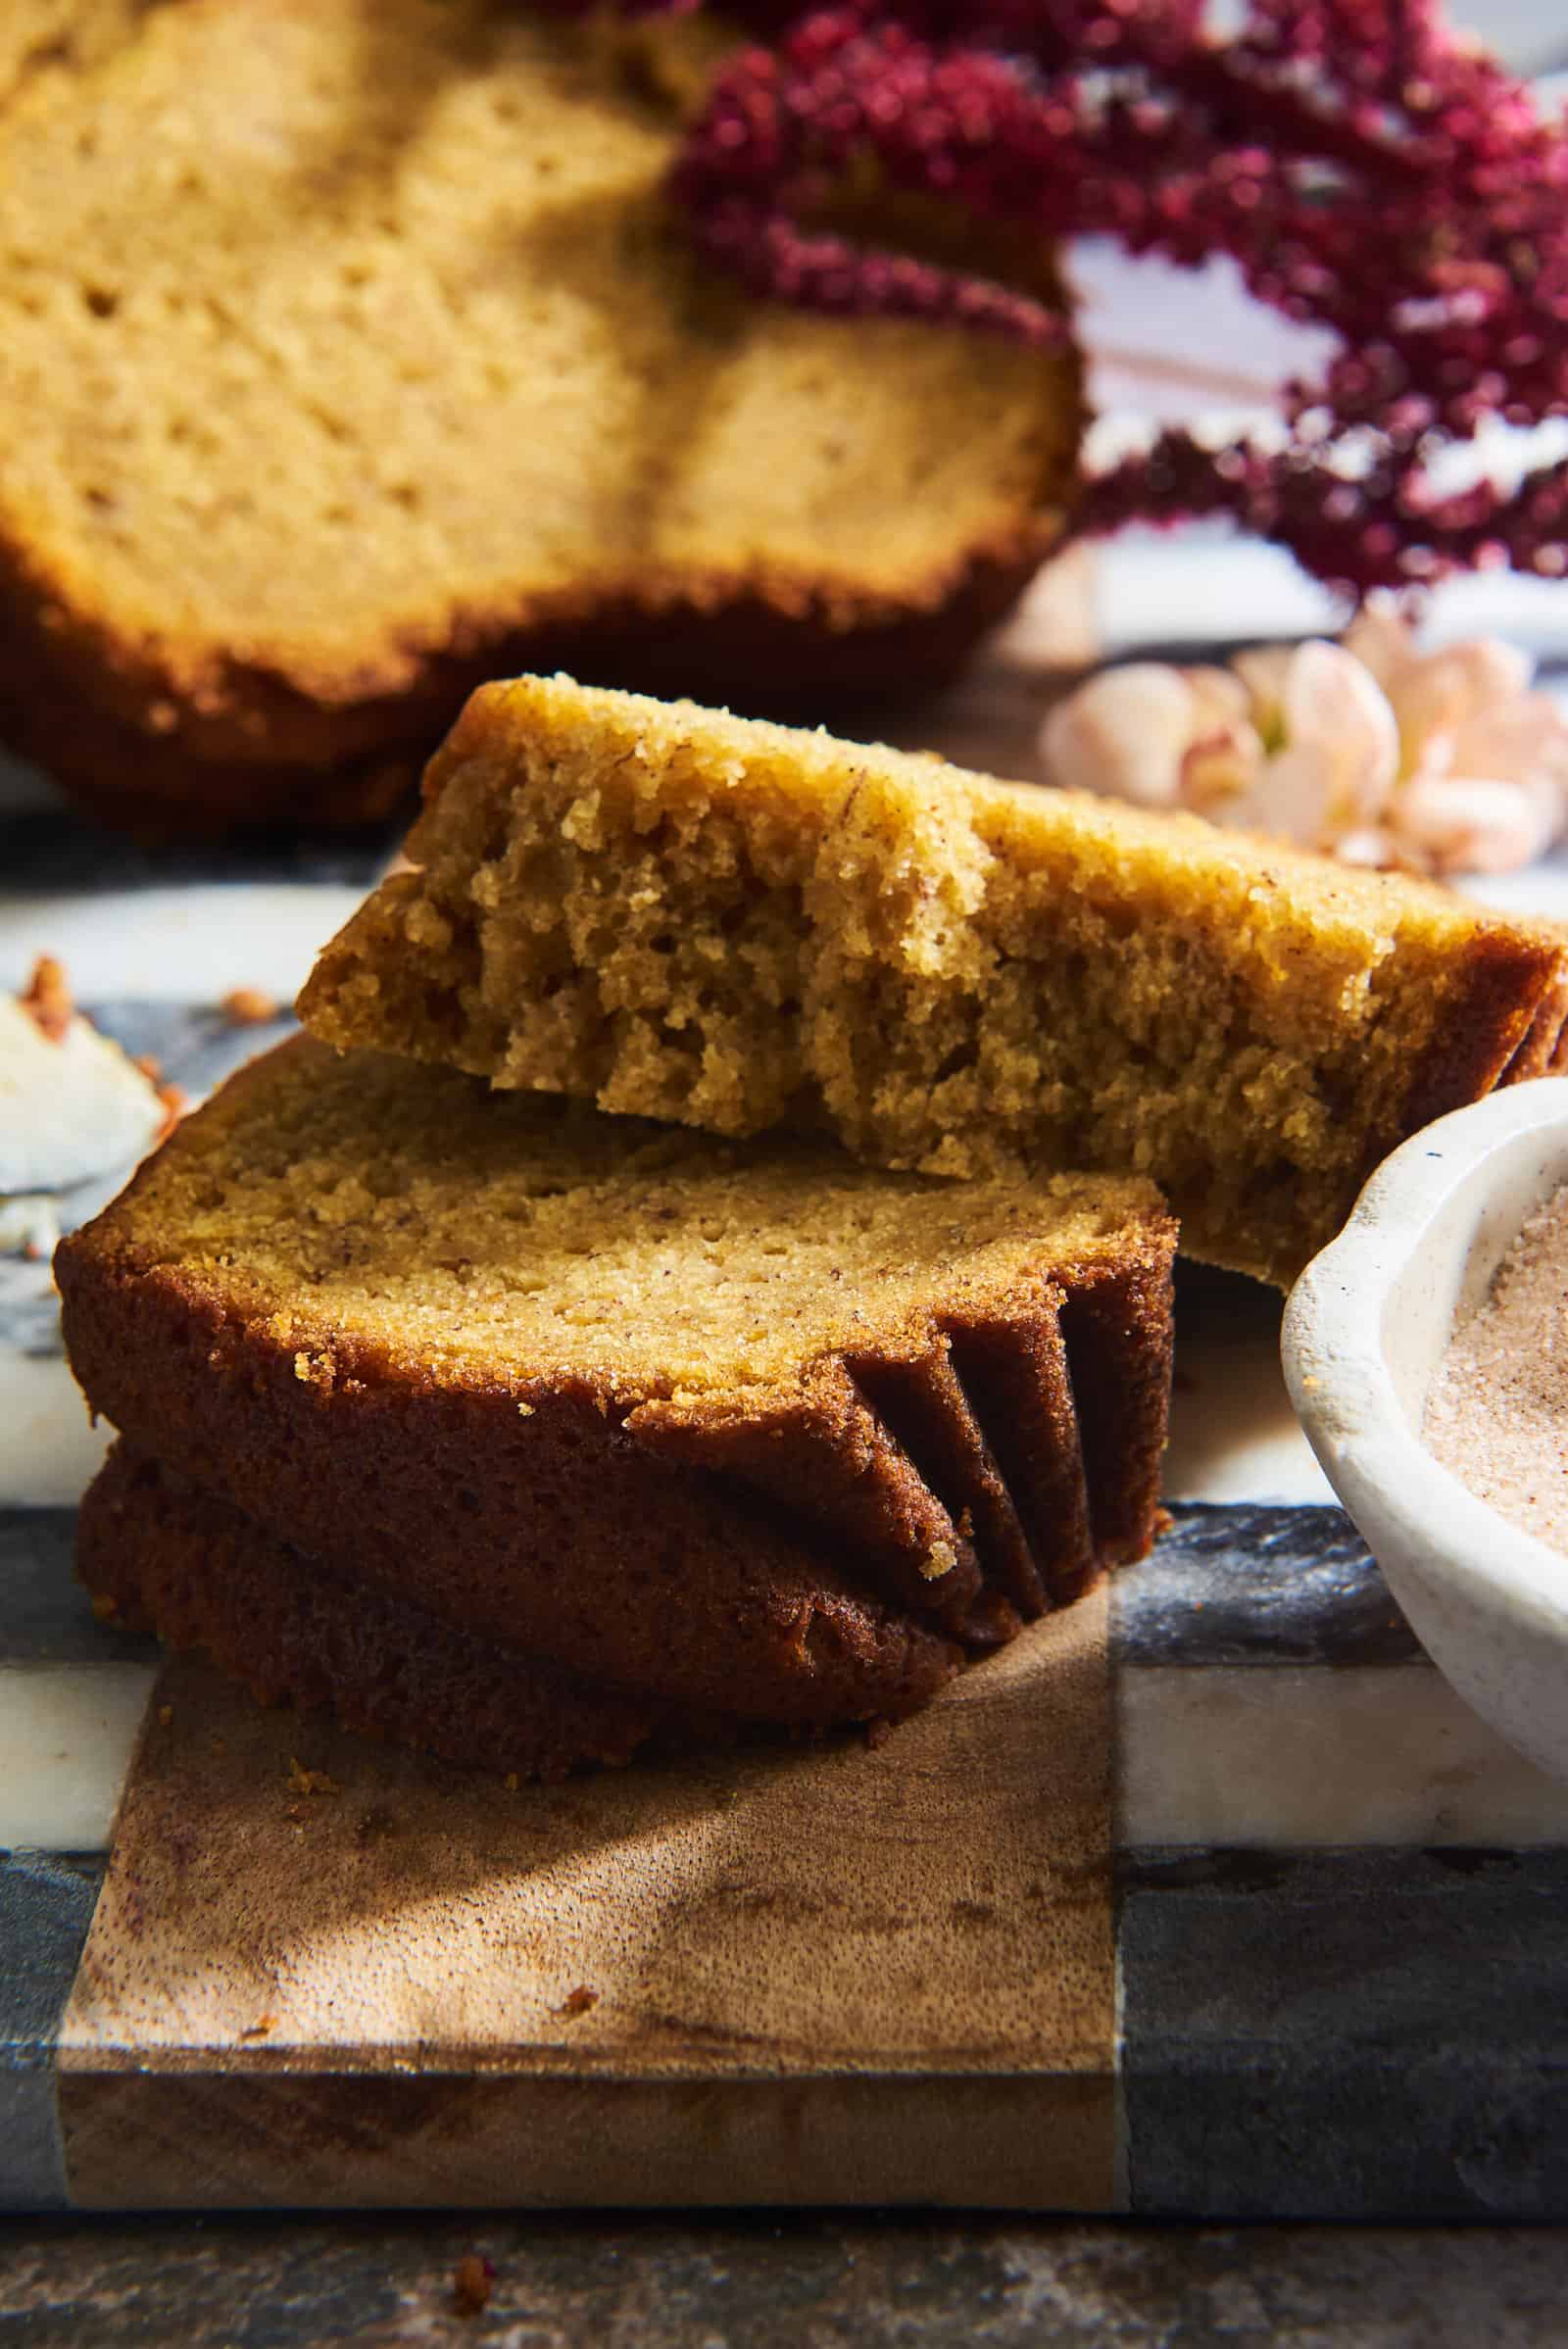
[553,1985,599,2020]
[19,954,72,1043]
[864,1716,894,1751]
[240,2014,277,2040]
[91,1591,118,1621]
[0,1194,61,1261]
[132,1053,187,1140]
[287,1756,340,1797]
[453,2254,495,2317]
[220,986,280,1026]
[153,1082,186,1139]
[158,1704,173,1728]
[504,1772,519,1791]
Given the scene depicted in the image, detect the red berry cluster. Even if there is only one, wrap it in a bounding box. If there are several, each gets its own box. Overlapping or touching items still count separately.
[665,0,1568,593]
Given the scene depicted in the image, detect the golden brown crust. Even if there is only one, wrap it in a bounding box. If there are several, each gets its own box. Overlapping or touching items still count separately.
[1497,935,1568,1083]
[0,531,1049,835]
[59,1225,1173,1719]
[79,1442,741,1780]
[624,1243,1174,1621]
[60,1260,971,1726]
[1396,925,1568,1142]
[1054,1261,1176,1574]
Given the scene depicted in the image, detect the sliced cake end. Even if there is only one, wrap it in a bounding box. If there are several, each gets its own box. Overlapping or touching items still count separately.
[299,673,1568,1286]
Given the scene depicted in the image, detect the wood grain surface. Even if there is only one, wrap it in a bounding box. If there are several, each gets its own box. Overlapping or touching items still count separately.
[57,1592,1114,2209]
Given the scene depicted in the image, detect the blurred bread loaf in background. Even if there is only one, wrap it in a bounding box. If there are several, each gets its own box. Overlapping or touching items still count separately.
[0,0,1082,835]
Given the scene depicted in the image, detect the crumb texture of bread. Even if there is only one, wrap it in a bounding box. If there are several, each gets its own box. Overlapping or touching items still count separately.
[57,1036,1174,1730]
[300,674,1568,1288]
[79,1443,738,1781]
[0,0,1079,824]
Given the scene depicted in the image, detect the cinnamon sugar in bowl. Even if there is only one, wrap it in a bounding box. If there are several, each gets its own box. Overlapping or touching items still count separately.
[1425,1186,1568,1563]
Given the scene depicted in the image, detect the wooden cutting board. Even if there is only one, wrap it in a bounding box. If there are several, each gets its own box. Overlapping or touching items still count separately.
[11,1493,1568,2217]
[55,1597,1112,2213]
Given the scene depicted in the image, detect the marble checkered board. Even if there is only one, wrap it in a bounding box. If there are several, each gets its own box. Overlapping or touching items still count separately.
[8,584,1568,2220]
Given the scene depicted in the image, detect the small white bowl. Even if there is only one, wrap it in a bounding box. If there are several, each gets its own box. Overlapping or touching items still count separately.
[1283,1078,1568,1785]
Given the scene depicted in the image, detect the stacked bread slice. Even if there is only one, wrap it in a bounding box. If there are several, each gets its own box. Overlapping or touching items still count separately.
[61,672,1568,1777]
[59,1037,1176,1779]
[63,671,1568,1776]
[300,675,1568,1289]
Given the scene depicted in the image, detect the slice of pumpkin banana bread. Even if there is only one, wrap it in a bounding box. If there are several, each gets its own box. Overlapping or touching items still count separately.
[57,1038,1174,1757]
[299,673,1568,1288]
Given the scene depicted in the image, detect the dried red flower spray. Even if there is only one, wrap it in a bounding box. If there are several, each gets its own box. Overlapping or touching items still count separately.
[664,0,1568,595]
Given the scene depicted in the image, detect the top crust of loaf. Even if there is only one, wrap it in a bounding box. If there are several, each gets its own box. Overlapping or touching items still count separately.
[299,673,1568,1287]
[0,0,1080,814]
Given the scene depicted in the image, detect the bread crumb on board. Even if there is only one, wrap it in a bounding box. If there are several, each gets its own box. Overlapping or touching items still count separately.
[553,1986,599,2021]
[220,986,281,1026]
[19,954,73,1043]
[453,2254,496,2317]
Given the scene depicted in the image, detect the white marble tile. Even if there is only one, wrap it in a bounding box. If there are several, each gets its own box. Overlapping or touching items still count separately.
[0,1663,156,1850]
[1090,526,1568,663]
[0,1352,112,1508]
[1163,1275,1335,1508]
[0,884,364,1003]
[1119,1663,1568,1848]
[1456,854,1568,927]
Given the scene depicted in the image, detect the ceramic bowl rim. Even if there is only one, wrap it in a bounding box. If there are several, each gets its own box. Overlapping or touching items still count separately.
[1282,1079,1568,1640]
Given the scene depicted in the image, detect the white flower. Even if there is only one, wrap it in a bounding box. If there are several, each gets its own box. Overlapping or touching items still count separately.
[1202,641,1399,850]
[1396,777,1559,874]
[1344,605,1534,765]
[1039,662,1213,809]
[1038,600,1568,877]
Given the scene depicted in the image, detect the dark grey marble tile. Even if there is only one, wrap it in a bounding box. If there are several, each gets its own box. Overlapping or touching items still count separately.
[1120,1844,1568,2218]
[0,808,401,897]
[84,1001,297,1102]
[1115,1505,1424,1668]
[0,1852,105,2214]
[5,2212,1568,2345]
[0,1510,156,1667]
[0,1271,71,1364]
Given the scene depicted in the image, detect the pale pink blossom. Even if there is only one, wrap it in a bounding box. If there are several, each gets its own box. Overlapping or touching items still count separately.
[1038,663,1210,810]
[1396,777,1558,874]
[1039,604,1568,877]
[1203,641,1398,850]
